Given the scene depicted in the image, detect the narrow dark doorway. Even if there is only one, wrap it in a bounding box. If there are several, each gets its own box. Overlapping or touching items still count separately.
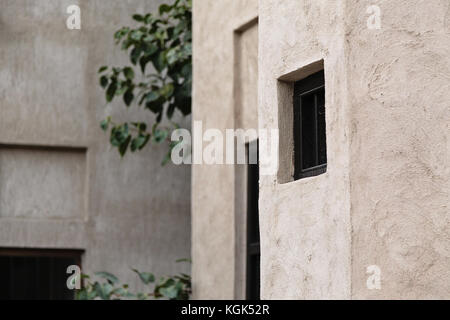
[246,140,260,300]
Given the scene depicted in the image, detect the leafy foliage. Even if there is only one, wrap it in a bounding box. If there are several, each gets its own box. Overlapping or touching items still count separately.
[75,260,191,300]
[99,0,192,162]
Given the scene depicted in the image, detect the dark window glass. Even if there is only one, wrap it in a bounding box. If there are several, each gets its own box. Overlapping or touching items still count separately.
[246,141,260,300]
[294,70,327,180]
[0,249,82,300]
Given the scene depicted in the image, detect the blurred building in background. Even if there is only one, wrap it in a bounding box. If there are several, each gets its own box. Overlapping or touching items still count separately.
[0,0,191,299]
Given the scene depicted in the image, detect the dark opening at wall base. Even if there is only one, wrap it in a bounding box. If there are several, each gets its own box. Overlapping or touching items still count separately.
[246,141,260,300]
[0,248,82,300]
[293,70,327,180]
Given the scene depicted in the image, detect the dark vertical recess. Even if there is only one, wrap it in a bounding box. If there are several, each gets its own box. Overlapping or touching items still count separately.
[36,257,51,300]
[0,257,10,299]
[246,141,260,300]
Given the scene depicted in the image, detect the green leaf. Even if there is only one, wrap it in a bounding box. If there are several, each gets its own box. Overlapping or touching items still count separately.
[123,89,134,107]
[151,51,166,73]
[152,108,166,122]
[114,27,130,43]
[146,91,160,103]
[166,48,179,65]
[159,4,172,15]
[94,282,106,300]
[98,0,192,160]
[75,289,88,300]
[131,122,147,132]
[132,14,144,22]
[183,43,192,56]
[112,67,122,75]
[162,148,172,166]
[160,83,174,98]
[139,134,150,150]
[103,283,114,297]
[98,66,108,73]
[130,46,142,65]
[123,67,135,80]
[95,271,119,285]
[167,103,176,119]
[100,76,108,89]
[152,129,169,144]
[106,82,117,102]
[119,135,132,157]
[132,269,155,284]
[130,138,138,152]
[144,14,153,24]
[160,282,182,300]
[116,84,129,96]
[137,293,149,300]
[131,30,144,41]
[110,124,130,147]
[139,56,151,74]
[131,134,150,152]
[121,38,133,50]
[143,43,158,56]
[87,290,98,300]
[100,119,109,131]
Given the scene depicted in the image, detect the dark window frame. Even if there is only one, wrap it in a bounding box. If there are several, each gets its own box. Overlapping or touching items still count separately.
[293,70,327,180]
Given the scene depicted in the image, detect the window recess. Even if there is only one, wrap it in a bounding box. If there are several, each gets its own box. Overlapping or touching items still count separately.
[293,70,327,180]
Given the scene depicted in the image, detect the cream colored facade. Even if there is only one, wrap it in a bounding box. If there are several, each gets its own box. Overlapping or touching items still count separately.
[192,0,449,299]
[0,0,448,300]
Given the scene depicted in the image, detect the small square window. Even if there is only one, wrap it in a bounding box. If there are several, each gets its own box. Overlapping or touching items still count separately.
[293,70,327,180]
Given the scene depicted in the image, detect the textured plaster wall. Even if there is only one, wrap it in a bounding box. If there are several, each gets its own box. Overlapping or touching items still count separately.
[192,0,258,299]
[195,0,449,300]
[259,0,351,300]
[346,0,450,299]
[260,0,449,299]
[0,0,190,291]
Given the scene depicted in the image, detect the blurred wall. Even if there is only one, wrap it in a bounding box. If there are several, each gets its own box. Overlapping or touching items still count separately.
[192,0,258,299]
[0,0,191,292]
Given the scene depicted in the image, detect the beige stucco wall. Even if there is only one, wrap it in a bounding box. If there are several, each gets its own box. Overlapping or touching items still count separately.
[262,0,449,300]
[346,0,450,299]
[192,0,258,299]
[0,0,190,291]
[259,0,352,300]
[193,0,449,300]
